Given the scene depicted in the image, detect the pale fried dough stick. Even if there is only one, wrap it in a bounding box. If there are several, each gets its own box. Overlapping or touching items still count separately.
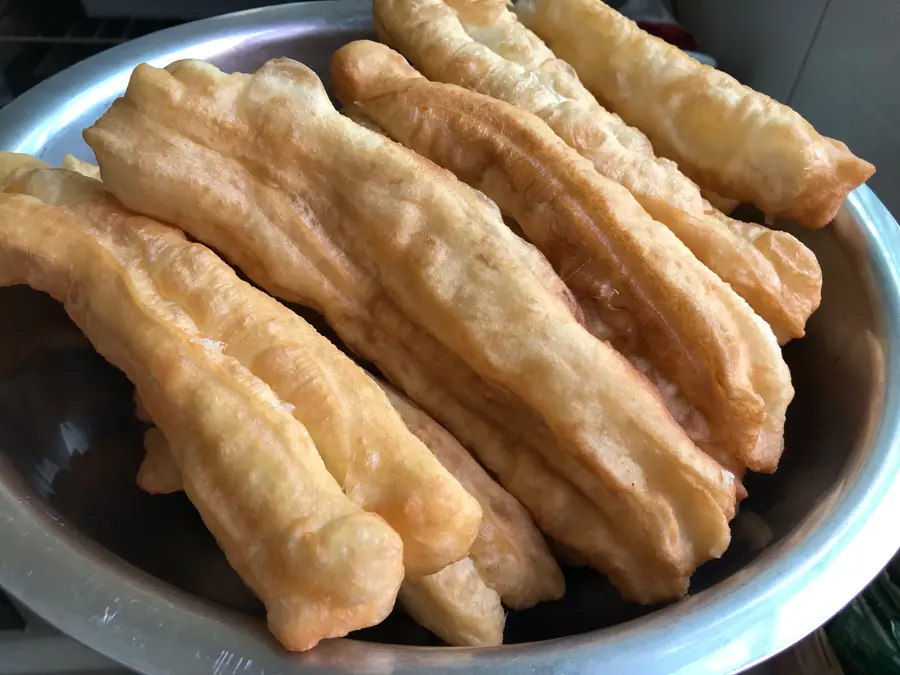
[138,421,506,645]
[84,58,736,601]
[517,0,875,229]
[372,0,822,343]
[61,154,101,180]
[332,39,793,474]
[0,158,404,651]
[400,558,505,646]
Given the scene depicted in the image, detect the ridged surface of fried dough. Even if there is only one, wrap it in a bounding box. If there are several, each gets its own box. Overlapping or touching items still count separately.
[84,57,736,601]
[517,0,875,228]
[372,0,822,342]
[136,422,505,645]
[332,39,794,474]
[378,380,565,608]
[0,159,404,651]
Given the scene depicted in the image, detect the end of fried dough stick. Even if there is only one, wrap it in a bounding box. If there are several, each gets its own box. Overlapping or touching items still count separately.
[138,375,565,609]
[332,39,793,475]
[372,0,822,344]
[138,422,506,645]
[401,559,505,646]
[516,0,875,228]
[0,157,406,650]
[61,154,102,181]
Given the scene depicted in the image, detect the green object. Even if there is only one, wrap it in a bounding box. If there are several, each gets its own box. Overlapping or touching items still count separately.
[826,558,900,675]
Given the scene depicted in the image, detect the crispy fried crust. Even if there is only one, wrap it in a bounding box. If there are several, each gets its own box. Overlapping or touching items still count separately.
[84,57,736,601]
[332,39,794,475]
[517,0,875,228]
[372,0,822,342]
[0,159,404,650]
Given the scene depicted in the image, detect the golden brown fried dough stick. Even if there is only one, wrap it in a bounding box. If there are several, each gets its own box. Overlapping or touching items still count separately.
[332,39,793,474]
[372,0,822,343]
[138,420,507,646]
[66,158,482,577]
[517,0,875,228]
[84,57,736,600]
[0,159,404,651]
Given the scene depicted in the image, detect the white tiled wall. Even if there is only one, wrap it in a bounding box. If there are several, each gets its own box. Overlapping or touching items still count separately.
[679,0,898,217]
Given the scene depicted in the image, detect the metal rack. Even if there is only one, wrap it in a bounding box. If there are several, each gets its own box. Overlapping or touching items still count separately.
[0,0,181,107]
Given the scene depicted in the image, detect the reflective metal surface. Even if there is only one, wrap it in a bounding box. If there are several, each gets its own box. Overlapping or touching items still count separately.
[0,3,899,674]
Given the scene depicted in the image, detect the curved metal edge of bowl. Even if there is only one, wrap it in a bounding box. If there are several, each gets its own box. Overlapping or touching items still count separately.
[1,4,900,674]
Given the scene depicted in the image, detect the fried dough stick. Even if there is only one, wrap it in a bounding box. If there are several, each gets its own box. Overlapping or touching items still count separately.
[0,157,404,651]
[332,40,794,474]
[517,0,875,229]
[137,380,543,646]
[84,58,736,602]
[372,0,822,343]
[45,172,482,581]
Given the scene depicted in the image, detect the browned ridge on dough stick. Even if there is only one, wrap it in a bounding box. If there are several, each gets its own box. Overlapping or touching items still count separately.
[516,0,875,229]
[84,57,736,603]
[0,155,406,651]
[372,0,823,344]
[331,39,794,478]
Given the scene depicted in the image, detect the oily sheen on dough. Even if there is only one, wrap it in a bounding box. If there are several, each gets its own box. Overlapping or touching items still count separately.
[332,39,794,477]
[84,57,736,603]
[372,0,823,343]
[0,157,404,651]
[517,0,875,228]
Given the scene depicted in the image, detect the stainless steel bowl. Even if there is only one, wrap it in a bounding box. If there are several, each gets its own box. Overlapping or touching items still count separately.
[1,3,899,673]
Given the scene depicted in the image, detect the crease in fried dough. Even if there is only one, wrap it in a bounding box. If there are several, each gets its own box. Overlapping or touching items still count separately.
[84,57,736,602]
[0,158,404,651]
[138,421,506,646]
[332,39,793,476]
[50,162,482,578]
[372,0,822,343]
[516,0,875,228]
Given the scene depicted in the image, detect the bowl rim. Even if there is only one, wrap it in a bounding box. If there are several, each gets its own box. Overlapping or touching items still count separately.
[1,3,900,674]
